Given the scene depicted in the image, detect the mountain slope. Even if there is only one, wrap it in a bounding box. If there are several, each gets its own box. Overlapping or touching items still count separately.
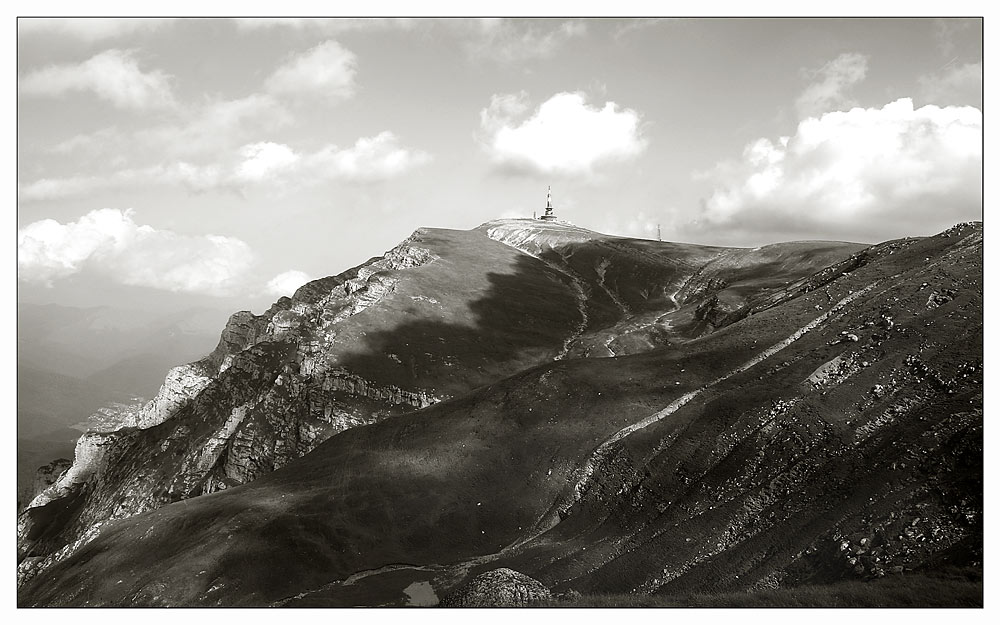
[17,221,981,607]
[16,220,911,600]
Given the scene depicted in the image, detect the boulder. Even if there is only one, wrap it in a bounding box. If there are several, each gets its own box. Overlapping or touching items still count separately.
[439,568,551,607]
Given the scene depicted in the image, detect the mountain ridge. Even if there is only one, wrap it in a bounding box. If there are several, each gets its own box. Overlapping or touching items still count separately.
[17,219,981,606]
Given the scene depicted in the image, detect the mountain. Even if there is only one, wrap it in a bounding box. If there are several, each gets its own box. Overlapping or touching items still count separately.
[16,219,981,607]
[16,304,231,511]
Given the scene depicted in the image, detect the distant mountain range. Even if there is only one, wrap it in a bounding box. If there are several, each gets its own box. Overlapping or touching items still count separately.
[16,303,230,509]
[16,219,982,607]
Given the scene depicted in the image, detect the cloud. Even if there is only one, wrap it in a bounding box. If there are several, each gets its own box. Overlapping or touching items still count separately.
[50,127,124,156]
[17,209,254,294]
[464,18,587,63]
[17,18,174,42]
[235,142,300,182]
[139,94,293,158]
[690,98,982,243]
[18,162,224,201]
[41,94,292,164]
[265,40,357,101]
[795,53,868,119]
[612,18,672,40]
[19,49,176,111]
[19,132,431,200]
[233,17,414,32]
[480,91,647,176]
[933,18,979,57]
[266,270,312,296]
[919,61,982,108]
[308,132,432,182]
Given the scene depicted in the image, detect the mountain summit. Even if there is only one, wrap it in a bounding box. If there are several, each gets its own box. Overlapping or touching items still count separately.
[17,220,982,607]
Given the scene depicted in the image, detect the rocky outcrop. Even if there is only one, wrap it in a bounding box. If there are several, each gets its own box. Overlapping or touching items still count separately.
[321,368,438,408]
[117,363,214,430]
[32,458,72,500]
[440,569,551,607]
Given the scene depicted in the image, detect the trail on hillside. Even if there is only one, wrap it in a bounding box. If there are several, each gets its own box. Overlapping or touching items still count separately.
[664,251,725,312]
[485,234,591,360]
[524,281,879,539]
[590,255,632,317]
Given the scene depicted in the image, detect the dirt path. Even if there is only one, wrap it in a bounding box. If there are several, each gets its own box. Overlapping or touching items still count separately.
[525,281,879,537]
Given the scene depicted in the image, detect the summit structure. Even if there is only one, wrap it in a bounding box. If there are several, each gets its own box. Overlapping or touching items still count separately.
[539,186,558,221]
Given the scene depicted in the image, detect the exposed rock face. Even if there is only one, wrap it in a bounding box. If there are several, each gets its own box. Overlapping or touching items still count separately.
[118,363,214,430]
[440,569,551,607]
[32,458,72,500]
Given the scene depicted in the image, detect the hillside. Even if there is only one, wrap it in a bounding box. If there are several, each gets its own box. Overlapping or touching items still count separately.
[16,220,980,607]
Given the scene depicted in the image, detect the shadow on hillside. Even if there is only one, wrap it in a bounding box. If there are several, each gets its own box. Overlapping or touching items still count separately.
[338,253,585,396]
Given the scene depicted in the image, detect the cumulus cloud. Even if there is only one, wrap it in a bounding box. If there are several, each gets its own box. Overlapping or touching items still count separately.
[480,91,647,176]
[19,49,176,111]
[17,18,174,42]
[308,131,432,182]
[690,98,982,243]
[266,270,312,296]
[919,61,982,108]
[19,132,431,200]
[265,40,357,101]
[465,18,587,63]
[235,142,300,182]
[795,52,868,119]
[17,209,254,294]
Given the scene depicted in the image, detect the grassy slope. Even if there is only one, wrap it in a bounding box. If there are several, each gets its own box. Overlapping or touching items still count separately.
[535,567,982,607]
[327,226,585,394]
[499,225,981,598]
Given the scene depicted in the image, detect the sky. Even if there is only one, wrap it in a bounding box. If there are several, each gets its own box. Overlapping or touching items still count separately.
[15,15,984,315]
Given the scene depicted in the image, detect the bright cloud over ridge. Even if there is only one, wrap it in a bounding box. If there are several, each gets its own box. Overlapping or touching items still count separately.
[266,270,313,296]
[691,98,982,242]
[480,91,647,176]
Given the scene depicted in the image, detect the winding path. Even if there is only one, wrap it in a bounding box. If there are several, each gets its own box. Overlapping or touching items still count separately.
[525,281,879,537]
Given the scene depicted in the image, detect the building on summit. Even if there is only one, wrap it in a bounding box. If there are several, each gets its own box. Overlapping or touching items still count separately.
[539,186,558,221]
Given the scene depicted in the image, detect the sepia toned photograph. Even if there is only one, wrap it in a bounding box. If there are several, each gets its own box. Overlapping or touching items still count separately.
[15,13,984,609]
